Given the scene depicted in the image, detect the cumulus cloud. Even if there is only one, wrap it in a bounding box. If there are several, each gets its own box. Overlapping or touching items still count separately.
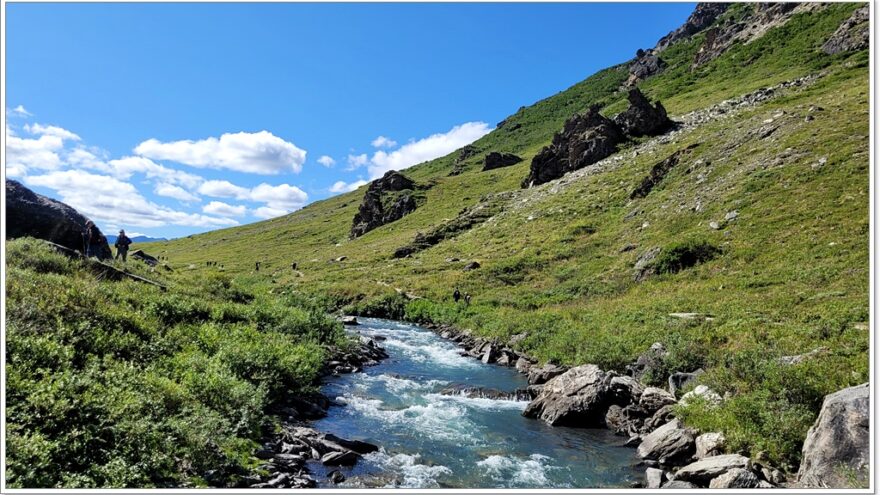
[317,155,336,167]
[109,156,204,189]
[371,135,397,148]
[25,170,236,228]
[252,206,290,220]
[329,180,368,193]
[25,123,81,141]
[249,183,308,210]
[5,124,66,173]
[368,121,492,178]
[347,153,368,170]
[134,131,306,175]
[12,105,32,116]
[155,182,200,203]
[203,201,247,217]
[197,180,250,199]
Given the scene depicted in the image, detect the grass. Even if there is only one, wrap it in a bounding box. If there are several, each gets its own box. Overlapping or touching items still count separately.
[8,2,869,484]
[4,239,346,488]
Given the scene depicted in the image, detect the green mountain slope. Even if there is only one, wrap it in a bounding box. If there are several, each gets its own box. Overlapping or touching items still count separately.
[145,3,869,469]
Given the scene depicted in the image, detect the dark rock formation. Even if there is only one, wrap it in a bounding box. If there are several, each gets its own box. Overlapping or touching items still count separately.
[691,3,799,68]
[449,145,481,176]
[797,383,869,488]
[614,88,673,138]
[350,171,423,238]
[655,3,729,52]
[631,145,699,199]
[6,179,112,259]
[822,5,869,55]
[522,105,624,188]
[627,49,667,85]
[482,152,523,171]
[463,261,481,271]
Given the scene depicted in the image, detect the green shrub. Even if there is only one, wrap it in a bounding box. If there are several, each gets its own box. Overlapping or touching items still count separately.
[654,240,721,275]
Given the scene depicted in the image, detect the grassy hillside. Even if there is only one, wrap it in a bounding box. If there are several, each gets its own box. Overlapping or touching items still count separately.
[144,3,868,470]
[5,239,346,488]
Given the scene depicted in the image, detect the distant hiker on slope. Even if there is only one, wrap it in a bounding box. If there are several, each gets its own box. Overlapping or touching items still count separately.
[453,287,461,303]
[115,229,132,262]
[83,221,106,259]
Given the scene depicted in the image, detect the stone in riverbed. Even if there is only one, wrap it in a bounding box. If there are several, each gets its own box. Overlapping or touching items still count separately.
[646,467,665,489]
[636,418,695,465]
[321,433,379,455]
[694,432,725,459]
[661,480,698,489]
[522,364,614,426]
[672,454,751,484]
[321,450,360,466]
[708,467,762,488]
[328,470,346,484]
[527,363,568,384]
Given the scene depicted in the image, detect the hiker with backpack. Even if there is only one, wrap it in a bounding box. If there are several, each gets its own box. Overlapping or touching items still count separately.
[83,221,107,259]
[115,229,132,262]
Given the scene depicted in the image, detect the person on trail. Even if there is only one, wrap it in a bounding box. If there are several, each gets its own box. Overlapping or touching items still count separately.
[464,293,472,306]
[453,287,461,303]
[115,229,132,262]
[83,221,105,259]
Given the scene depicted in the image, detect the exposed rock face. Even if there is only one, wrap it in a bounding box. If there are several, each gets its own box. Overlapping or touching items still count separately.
[655,3,729,52]
[633,246,662,282]
[483,152,523,171]
[350,171,423,238]
[822,5,869,55]
[522,105,624,188]
[627,49,667,86]
[631,145,699,199]
[636,419,696,465]
[672,454,751,484]
[708,467,762,488]
[522,364,614,426]
[613,89,673,137]
[449,144,481,176]
[6,179,112,259]
[797,383,869,488]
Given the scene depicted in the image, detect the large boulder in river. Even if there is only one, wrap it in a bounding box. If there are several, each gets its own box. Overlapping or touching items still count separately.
[522,364,614,426]
[527,363,568,385]
[613,88,672,138]
[522,105,624,188]
[637,418,696,465]
[796,382,869,488]
[350,171,423,238]
[5,179,112,259]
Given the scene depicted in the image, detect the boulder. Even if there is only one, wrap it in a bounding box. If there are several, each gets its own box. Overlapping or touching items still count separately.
[708,467,762,488]
[639,387,677,414]
[694,432,725,459]
[609,375,645,405]
[636,419,696,465]
[797,383,869,488]
[605,404,649,437]
[527,363,568,385]
[613,88,673,137]
[522,364,615,426]
[321,433,379,455]
[321,450,359,466]
[328,470,346,484]
[680,385,722,407]
[673,454,751,484]
[515,357,533,373]
[463,261,481,271]
[660,480,699,489]
[129,249,159,266]
[646,467,665,489]
[642,404,677,433]
[522,105,624,188]
[439,384,531,402]
[822,5,869,55]
[627,49,666,85]
[668,369,705,396]
[340,315,359,325]
[5,179,112,259]
[633,247,662,282]
[350,171,422,238]
[482,152,523,171]
[627,341,667,381]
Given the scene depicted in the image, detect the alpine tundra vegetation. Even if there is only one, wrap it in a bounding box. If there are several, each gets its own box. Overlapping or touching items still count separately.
[4,1,871,490]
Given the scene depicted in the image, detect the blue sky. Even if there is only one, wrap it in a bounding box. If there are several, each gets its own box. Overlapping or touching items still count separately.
[6,2,695,239]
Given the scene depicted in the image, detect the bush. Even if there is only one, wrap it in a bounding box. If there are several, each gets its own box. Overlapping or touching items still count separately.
[654,240,721,275]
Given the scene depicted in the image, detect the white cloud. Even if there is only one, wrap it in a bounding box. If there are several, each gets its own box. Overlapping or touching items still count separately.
[329,180,368,193]
[317,155,336,167]
[5,124,65,173]
[12,105,32,117]
[203,201,247,217]
[368,121,492,178]
[155,182,200,203]
[109,156,204,189]
[197,179,250,199]
[249,183,308,210]
[25,123,81,141]
[25,170,236,228]
[347,153,368,170]
[134,130,306,175]
[371,135,397,149]
[252,206,290,219]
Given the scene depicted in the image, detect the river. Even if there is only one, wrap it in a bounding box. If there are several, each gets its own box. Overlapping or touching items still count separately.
[309,318,642,488]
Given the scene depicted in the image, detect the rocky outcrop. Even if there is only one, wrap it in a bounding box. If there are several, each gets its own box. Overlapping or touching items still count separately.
[797,383,869,488]
[6,179,112,259]
[822,5,869,55]
[449,144,481,176]
[483,152,523,171]
[350,171,424,238]
[627,49,667,86]
[527,363,569,385]
[522,105,624,188]
[655,3,729,52]
[630,144,699,199]
[522,365,615,426]
[613,89,672,137]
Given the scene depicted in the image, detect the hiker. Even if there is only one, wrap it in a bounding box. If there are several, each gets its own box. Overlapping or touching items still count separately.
[291,262,297,271]
[464,293,471,306]
[114,230,132,261]
[83,221,106,259]
[453,287,461,303]
[255,261,261,271]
